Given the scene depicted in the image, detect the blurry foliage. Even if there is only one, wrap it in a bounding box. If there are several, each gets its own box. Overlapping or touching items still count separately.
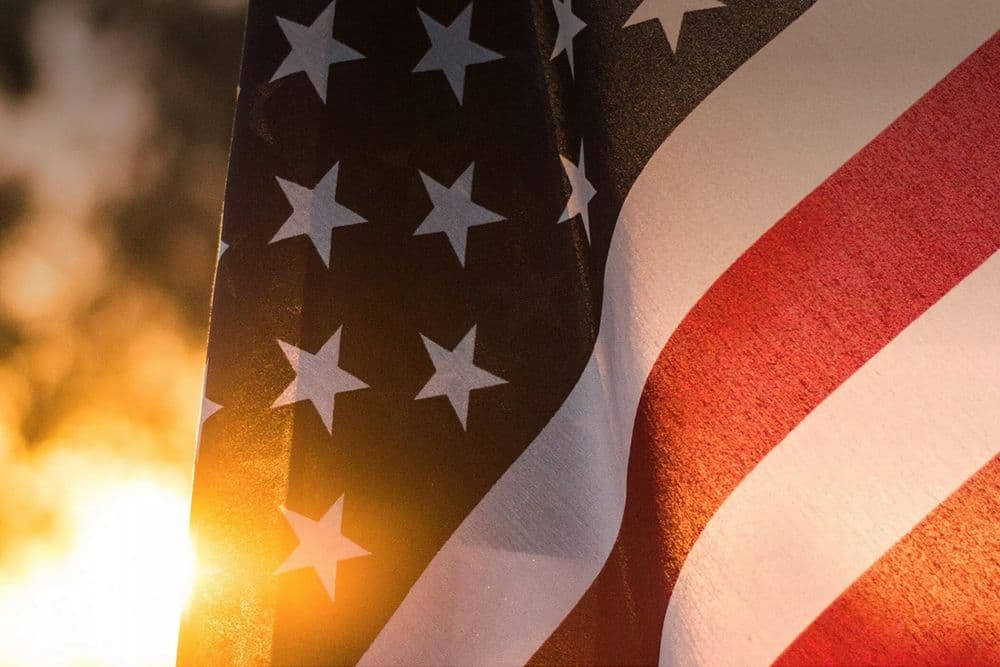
[0,0,245,329]
[0,2,37,98]
[0,0,246,331]
[90,0,246,324]
[0,12,248,661]
[0,179,30,238]
[0,0,244,448]
[0,178,29,401]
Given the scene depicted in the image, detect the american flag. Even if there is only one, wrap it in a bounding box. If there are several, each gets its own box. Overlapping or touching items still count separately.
[178,1,1000,664]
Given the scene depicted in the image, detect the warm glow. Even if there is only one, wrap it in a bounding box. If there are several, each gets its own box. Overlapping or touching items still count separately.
[0,479,195,667]
[0,4,232,666]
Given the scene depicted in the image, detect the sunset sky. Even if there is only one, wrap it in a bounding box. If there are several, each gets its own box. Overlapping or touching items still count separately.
[0,2,245,664]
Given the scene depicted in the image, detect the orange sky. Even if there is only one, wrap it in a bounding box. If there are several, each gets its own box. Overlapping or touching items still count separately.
[0,2,239,664]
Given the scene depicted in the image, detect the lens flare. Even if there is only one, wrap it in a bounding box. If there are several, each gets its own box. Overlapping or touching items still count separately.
[0,478,195,667]
[0,3,234,666]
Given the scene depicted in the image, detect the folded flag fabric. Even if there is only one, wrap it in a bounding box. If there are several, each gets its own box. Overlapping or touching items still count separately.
[178,1,1000,664]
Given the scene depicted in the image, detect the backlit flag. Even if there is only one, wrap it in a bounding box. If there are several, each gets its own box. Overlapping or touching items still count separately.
[178,1,1000,664]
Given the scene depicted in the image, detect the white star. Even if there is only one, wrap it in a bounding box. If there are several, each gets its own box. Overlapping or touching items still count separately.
[624,0,727,53]
[218,239,229,258]
[558,142,597,242]
[271,0,363,102]
[270,163,366,268]
[414,163,504,266]
[195,395,222,456]
[416,326,506,430]
[413,3,503,104]
[276,495,370,603]
[272,328,368,435]
[200,397,223,425]
[551,0,587,76]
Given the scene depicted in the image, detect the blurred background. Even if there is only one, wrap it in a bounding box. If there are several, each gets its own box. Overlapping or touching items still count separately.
[0,1,245,664]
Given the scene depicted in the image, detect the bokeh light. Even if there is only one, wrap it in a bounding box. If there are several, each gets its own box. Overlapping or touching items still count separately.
[0,1,244,664]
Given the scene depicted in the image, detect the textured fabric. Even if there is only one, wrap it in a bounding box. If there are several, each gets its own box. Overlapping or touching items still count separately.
[535,32,1000,665]
[178,1,1000,664]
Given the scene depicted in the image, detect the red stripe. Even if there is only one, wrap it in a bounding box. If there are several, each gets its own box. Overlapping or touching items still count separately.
[775,457,1000,667]
[532,33,1000,665]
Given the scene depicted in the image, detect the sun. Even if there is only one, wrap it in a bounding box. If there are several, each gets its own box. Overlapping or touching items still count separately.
[0,478,195,667]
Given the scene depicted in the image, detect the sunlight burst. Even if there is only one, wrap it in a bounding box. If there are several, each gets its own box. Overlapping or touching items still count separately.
[0,479,194,667]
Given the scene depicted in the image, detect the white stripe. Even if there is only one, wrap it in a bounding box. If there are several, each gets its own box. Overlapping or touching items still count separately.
[661,250,1000,667]
[361,3,1000,665]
